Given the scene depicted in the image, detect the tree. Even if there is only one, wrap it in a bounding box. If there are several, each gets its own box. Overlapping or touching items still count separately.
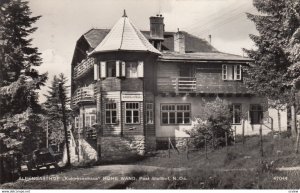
[43,73,70,152]
[0,0,47,156]
[244,0,300,136]
[187,98,233,149]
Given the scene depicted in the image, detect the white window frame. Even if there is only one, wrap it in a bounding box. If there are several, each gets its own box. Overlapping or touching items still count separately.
[222,64,242,80]
[105,103,117,124]
[126,62,138,78]
[146,103,154,125]
[125,102,140,124]
[84,114,96,128]
[161,104,191,125]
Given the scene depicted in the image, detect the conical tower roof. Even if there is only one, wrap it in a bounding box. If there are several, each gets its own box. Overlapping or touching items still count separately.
[90,10,161,55]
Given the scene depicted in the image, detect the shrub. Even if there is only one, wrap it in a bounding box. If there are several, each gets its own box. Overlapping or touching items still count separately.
[186,98,233,149]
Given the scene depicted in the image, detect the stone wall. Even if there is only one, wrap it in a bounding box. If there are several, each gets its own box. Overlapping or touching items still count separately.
[80,139,98,164]
[99,136,146,160]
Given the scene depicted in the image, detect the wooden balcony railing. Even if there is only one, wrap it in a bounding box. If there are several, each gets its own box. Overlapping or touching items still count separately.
[73,57,95,79]
[72,84,95,106]
[172,77,197,92]
[157,77,248,94]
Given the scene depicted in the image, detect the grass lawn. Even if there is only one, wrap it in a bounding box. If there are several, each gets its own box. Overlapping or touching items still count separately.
[136,134,300,170]
[2,134,300,189]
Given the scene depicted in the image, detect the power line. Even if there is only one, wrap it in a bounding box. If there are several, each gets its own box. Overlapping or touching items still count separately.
[184,2,250,32]
[191,7,256,36]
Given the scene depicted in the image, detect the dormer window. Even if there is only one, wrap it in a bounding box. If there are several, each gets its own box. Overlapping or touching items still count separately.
[222,64,242,80]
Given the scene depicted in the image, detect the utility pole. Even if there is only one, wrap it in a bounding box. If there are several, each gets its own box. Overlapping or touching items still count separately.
[59,83,71,167]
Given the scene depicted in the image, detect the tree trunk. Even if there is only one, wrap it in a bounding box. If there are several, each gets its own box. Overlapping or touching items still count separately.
[291,105,297,137]
[277,109,281,136]
[242,120,245,145]
[260,124,263,157]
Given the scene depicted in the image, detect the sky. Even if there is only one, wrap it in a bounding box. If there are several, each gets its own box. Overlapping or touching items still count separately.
[27,0,259,102]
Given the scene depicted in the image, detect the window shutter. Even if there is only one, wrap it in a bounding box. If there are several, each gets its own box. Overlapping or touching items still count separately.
[137,61,144,78]
[121,61,126,77]
[75,117,79,129]
[116,60,120,77]
[239,65,242,80]
[100,61,106,78]
[222,64,227,80]
[234,65,237,80]
[94,64,99,80]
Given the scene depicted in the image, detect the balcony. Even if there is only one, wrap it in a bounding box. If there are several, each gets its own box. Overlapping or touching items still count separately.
[73,57,95,79]
[157,77,248,94]
[72,85,95,106]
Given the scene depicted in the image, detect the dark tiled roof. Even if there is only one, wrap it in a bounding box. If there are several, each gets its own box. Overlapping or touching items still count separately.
[83,29,110,49]
[160,52,251,62]
[82,29,217,53]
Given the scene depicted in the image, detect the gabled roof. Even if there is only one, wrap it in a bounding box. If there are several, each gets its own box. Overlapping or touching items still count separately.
[83,29,110,49]
[89,14,160,55]
[83,29,217,53]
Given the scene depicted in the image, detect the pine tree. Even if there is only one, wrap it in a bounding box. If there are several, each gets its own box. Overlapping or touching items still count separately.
[43,73,70,151]
[0,0,47,158]
[244,0,300,135]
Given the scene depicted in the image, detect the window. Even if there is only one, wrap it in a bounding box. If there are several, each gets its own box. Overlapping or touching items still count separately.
[125,102,140,124]
[250,104,263,124]
[105,103,117,124]
[75,117,79,129]
[231,104,241,124]
[107,61,116,77]
[146,103,154,124]
[161,104,191,125]
[222,64,242,80]
[85,114,96,127]
[126,62,138,78]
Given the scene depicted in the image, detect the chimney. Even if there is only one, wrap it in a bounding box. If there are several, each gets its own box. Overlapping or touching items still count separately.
[208,34,212,44]
[149,14,164,50]
[150,14,164,40]
[174,30,185,54]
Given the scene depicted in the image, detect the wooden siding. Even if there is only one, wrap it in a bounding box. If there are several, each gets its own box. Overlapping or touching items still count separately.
[145,92,155,137]
[121,78,143,91]
[156,62,248,94]
[100,78,121,91]
[101,92,122,136]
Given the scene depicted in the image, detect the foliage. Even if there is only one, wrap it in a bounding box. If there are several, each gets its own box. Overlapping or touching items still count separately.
[0,0,47,158]
[0,108,45,156]
[243,0,300,108]
[43,73,70,149]
[186,98,233,149]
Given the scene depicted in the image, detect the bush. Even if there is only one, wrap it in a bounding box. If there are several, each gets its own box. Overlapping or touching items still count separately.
[186,98,234,149]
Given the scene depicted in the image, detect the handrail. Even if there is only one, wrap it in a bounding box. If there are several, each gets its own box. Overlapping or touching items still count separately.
[74,57,95,79]
[157,76,247,94]
[72,84,95,105]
